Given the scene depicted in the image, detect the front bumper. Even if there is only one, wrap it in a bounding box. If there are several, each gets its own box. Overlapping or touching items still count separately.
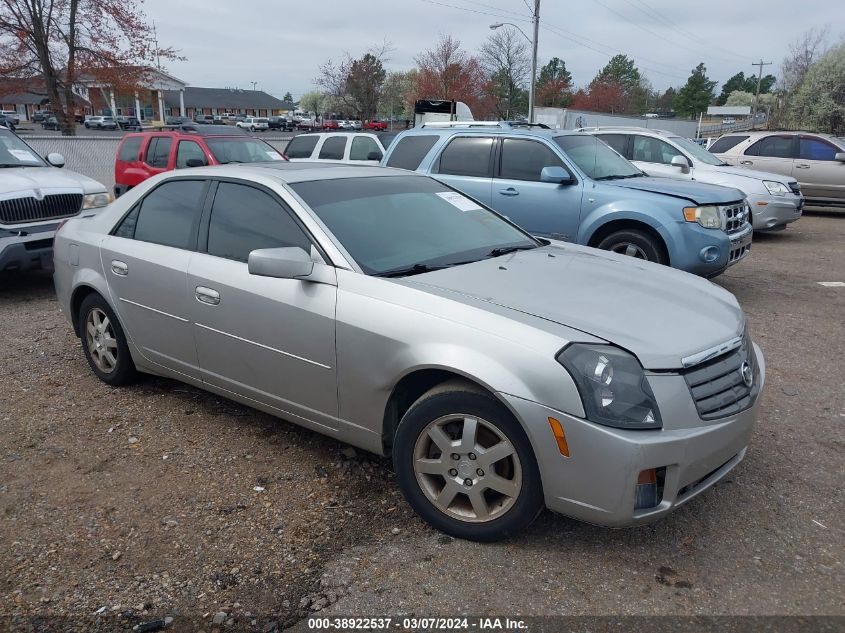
[0,223,60,272]
[747,193,803,231]
[501,343,765,528]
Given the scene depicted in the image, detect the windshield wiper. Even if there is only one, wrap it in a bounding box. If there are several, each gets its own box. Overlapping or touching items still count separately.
[488,245,537,257]
[0,164,29,168]
[374,263,448,278]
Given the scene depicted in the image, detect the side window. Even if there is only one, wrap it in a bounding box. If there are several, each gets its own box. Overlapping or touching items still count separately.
[385,135,439,170]
[130,180,206,249]
[145,137,172,167]
[499,138,565,182]
[118,136,143,162]
[285,135,319,159]
[176,140,207,168]
[708,135,748,154]
[350,136,382,161]
[207,182,312,263]
[631,136,679,165]
[437,137,494,177]
[596,134,628,157]
[799,137,838,161]
[745,136,795,158]
[319,136,347,160]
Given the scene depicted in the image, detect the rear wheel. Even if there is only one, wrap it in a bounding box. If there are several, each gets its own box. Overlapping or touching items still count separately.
[596,229,666,264]
[78,294,137,386]
[393,383,543,541]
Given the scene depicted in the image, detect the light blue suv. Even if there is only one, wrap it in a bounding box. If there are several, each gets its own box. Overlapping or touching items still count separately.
[381,123,753,276]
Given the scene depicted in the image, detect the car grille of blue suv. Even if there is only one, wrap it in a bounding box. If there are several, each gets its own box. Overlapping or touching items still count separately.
[0,193,83,224]
[682,334,758,420]
[722,202,748,234]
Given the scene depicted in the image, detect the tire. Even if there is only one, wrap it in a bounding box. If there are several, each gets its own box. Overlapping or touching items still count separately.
[250,126,255,132]
[393,382,544,542]
[596,229,667,264]
[84,123,90,129]
[78,294,138,386]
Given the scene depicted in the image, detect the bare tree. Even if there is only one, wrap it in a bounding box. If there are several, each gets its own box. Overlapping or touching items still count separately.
[781,26,830,92]
[316,41,392,119]
[479,28,530,119]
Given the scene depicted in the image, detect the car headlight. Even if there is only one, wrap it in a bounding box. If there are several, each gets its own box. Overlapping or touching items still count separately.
[557,344,662,430]
[682,205,721,229]
[82,192,113,209]
[763,180,790,196]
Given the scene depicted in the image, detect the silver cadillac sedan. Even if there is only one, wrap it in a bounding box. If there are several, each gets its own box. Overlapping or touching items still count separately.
[53,163,765,541]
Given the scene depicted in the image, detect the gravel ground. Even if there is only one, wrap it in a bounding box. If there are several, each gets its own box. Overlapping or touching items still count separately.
[1,214,843,630]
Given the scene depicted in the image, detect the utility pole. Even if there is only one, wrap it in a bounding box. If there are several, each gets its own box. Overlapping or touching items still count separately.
[529,0,540,124]
[751,59,772,130]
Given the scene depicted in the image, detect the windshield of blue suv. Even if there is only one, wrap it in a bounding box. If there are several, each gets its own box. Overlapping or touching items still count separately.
[292,175,538,276]
[554,134,642,180]
[0,129,47,167]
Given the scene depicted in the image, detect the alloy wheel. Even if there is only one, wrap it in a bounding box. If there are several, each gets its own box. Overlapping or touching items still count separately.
[413,414,522,523]
[85,308,118,374]
[610,242,649,259]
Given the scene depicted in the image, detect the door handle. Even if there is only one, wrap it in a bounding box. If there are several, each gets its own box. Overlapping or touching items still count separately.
[795,164,810,169]
[195,286,220,305]
[110,260,128,276]
[739,160,753,165]
[498,188,519,196]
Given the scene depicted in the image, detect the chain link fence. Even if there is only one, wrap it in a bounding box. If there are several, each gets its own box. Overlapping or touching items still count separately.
[20,135,293,189]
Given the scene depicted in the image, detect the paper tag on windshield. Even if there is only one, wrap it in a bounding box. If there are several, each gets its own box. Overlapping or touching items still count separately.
[9,149,39,162]
[266,151,283,160]
[436,191,482,212]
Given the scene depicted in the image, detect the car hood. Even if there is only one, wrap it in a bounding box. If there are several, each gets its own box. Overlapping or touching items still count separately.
[403,244,744,370]
[613,177,745,205]
[0,166,106,197]
[695,163,797,185]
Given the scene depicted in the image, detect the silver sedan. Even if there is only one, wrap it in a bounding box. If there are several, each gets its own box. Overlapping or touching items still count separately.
[53,163,765,541]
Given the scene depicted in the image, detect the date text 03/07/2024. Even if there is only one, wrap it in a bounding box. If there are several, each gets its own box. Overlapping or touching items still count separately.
[307,617,528,631]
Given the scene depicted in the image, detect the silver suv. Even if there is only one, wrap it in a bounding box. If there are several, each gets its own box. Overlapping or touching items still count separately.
[585,127,803,231]
[710,131,845,213]
[53,163,765,541]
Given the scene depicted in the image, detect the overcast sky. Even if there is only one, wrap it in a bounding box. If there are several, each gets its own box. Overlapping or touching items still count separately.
[145,0,844,100]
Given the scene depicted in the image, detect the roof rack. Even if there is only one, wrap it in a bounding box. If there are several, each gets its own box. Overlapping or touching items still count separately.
[420,121,551,129]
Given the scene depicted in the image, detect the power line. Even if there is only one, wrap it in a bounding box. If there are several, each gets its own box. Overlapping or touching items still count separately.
[419,0,530,23]
[455,0,528,19]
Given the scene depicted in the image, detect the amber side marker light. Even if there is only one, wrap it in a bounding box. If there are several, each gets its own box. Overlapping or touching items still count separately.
[547,417,570,457]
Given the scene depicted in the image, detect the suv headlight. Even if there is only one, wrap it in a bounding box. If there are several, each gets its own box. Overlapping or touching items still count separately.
[557,344,662,430]
[82,192,113,209]
[683,205,721,229]
[763,180,790,196]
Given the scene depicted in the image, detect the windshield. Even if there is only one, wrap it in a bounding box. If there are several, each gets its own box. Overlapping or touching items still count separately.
[0,131,47,167]
[205,137,284,163]
[554,135,642,180]
[670,136,725,166]
[291,175,538,276]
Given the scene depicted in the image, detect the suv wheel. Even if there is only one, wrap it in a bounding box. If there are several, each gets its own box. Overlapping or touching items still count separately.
[393,382,543,541]
[596,229,667,264]
[78,294,137,386]
[250,125,256,132]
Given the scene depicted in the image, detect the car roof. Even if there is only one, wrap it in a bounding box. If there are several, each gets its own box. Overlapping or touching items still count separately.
[396,123,580,140]
[581,126,680,138]
[171,162,421,184]
[124,125,250,138]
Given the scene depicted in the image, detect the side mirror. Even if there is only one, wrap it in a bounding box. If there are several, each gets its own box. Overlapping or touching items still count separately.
[248,247,314,279]
[670,155,690,170]
[185,158,206,167]
[47,153,65,168]
[540,166,575,185]
[835,152,845,163]
[367,151,383,161]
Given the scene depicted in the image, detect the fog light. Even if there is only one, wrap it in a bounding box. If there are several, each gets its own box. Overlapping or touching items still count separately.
[634,468,665,510]
[699,245,719,263]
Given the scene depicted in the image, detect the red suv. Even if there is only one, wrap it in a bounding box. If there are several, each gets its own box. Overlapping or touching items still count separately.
[113,126,287,197]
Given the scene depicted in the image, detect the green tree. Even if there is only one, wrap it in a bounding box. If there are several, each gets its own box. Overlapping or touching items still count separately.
[788,42,845,134]
[674,63,717,118]
[724,90,754,106]
[717,72,748,105]
[379,71,412,119]
[591,54,647,113]
[283,91,293,102]
[298,91,324,116]
[656,87,676,113]
[536,57,572,108]
[345,53,386,120]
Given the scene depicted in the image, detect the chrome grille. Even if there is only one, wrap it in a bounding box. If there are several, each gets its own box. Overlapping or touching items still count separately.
[0,193,83,224]
[721,202,748,234]
[682,335,758,420]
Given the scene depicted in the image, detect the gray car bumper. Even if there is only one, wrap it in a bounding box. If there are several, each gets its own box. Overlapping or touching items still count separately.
[747,193,803,231]
[500,343,765,527]
[0,224,60,272]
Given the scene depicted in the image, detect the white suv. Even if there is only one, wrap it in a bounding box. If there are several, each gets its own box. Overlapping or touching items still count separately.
[585,126,804,232]
[237,117,269,132]
[284,132,386,164]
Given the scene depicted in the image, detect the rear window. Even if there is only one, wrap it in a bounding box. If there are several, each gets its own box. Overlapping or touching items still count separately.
[118,136,143,162]
[596,134,628,156]
[385,135,439,170]
[708,135,749,154]
[319,136,347,160]
[285,135,319,158]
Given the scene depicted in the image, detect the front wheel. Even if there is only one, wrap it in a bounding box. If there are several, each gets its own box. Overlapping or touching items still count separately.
[393,383,543,541]
[596,229,667,264]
